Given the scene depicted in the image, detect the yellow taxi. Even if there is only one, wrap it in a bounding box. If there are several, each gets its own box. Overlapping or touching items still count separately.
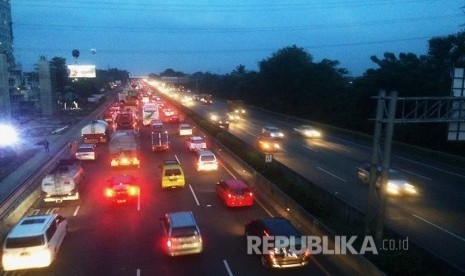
[161,158,185,189]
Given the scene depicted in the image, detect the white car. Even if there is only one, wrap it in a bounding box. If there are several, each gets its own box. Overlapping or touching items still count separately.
[294,125,322,138]
[75,144,97,160]
[179,123,193,136]
[196,150,218,172]
[262,126,284,138]
[187,136,207,151]
[357,164,417,196]
[2,214,68,271]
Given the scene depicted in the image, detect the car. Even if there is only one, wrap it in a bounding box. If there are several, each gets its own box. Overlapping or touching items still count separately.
[293,125,321,138]
[216,179,254,207]
[357,164,417,196]
[210,113,229,129]
[187,136,207,151]
[160,159,185,189]
[160,211,203,256]
[256,136,282,152]
[75,143,97,160]
[245,217,310,269]
[2,214,68,271]
[179,123,193,136]
[226,112,240,123]
[167,114,180,124]
[104,174,140,204]
[163,108,175,117]
[196,150,218,172]
[262,126,284,138]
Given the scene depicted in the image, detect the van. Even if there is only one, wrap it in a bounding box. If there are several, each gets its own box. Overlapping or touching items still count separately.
[161,159,185,189]
[196,150,218,172]
[2,214,68,271]
[160,211,203,256]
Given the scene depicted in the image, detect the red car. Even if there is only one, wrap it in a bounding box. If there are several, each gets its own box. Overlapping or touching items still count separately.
[104,175,140,204]
[216,179,254,207]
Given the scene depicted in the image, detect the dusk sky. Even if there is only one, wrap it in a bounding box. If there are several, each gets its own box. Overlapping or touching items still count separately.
[11,0,465,77]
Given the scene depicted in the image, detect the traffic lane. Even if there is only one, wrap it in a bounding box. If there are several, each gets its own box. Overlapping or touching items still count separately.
[226,108,465,245]
[162,117,327,275]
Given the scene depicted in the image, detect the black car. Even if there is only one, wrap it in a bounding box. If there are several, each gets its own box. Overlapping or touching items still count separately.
[245,217,310,269]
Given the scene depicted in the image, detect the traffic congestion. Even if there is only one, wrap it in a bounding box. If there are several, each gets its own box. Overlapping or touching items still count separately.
[0,80,328,275]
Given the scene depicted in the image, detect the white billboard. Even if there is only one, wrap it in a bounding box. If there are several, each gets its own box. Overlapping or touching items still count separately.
[67,65,96,78]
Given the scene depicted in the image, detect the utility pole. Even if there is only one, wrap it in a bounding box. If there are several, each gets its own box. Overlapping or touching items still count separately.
[375,91,397,244]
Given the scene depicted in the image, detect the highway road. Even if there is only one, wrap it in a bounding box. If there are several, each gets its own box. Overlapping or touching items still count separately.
[182,95,465,271]
[1,107,332,275]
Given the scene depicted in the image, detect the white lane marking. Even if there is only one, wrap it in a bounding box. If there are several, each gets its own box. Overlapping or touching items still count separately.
[413,214,465,243]
[73,206,80,216]
[136,268,140,276]
[189,184,200,206]
[30,209,40,215]
[330,136,371,150]
[303,145,318,152]
[223,259,234,276]
[46,208,59,214]
[397,156,465,179]
[400,169,432,181]
[317,167,347,183]
[245,130,256,137]
[220,162,237,179]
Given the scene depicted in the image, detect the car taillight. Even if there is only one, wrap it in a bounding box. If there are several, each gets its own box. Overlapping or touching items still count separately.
[227,193,232,198]
[167,239,172,248]
[105,188,115,198]
[249,192,253,197]
[128,186,138,196]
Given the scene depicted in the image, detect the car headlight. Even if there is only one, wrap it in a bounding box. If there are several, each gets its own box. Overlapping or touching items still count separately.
[404,183,417,194]
[386,182,400,195]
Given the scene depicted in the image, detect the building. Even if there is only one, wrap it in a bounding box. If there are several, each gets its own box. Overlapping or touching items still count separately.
[0,1,13,120]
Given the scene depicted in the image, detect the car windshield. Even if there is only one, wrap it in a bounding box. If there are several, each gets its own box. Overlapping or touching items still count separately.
[5,235,45,248]
[232,188,250,195]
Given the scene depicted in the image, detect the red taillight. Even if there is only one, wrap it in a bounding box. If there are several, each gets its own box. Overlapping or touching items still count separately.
[105,188,115,198]
[167,239,172,247]
[227,193,232,198]
[249,192,253,197]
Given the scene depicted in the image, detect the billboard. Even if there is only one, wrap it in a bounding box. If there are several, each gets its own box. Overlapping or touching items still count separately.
[67,65,96,78]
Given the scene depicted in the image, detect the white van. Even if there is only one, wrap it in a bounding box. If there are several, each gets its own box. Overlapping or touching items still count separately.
[2,214,68,271]
[196,150,218,172]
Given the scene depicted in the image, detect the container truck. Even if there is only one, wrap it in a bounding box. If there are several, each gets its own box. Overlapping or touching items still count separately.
[41,159,84,202]
[81,120,109,143]
[109,130,140,168]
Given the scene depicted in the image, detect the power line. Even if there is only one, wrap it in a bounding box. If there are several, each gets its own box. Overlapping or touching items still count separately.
[13,14,462,34]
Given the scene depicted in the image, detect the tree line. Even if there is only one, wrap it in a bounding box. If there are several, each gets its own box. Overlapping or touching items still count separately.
[158,32,465,156]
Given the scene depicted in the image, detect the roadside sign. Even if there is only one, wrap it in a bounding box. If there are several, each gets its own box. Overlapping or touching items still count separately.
[265,154,273,163]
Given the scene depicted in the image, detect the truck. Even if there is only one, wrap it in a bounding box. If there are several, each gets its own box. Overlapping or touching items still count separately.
[142,102,159,126]
[81,120,110,143]
[41,159,84,203]
[115,111,138,131]
[109,130,140,168]
[151,131,170,152]
[226,100,246,115]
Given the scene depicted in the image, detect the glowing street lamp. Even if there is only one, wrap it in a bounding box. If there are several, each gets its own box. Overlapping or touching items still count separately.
[0,124,18,146]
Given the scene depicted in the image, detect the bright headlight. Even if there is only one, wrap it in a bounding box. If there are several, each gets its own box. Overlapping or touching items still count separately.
[386,182,400,195]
